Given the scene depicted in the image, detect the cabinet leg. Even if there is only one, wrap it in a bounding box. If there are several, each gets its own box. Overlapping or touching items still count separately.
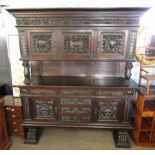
[113,130,130,148]
[24,127,43,144]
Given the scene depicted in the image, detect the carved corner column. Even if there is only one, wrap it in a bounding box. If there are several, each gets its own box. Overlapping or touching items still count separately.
[23,61,31,84]
[124,62,133,85]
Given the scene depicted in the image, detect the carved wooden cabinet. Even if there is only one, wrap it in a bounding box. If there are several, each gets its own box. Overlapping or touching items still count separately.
[7,8,148,147]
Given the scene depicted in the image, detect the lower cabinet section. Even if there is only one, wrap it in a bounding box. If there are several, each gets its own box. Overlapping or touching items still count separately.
[19,87,134,148]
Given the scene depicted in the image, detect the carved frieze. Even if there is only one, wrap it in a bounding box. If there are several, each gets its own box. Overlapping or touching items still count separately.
[63,34,90,54]
[30,88,57,95]
[101,32,125,55]
[16,17,140,26]
[61,98,91,105]
[34,99,55,119]
[31,32,53,54]
[98,101,118,120]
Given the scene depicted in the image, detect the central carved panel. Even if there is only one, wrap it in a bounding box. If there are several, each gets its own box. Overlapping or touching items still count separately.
[63,34,90,54]
[34,99,55,119]
[31,32,53,54]
[98,101,118,120]
[101,32,125,55]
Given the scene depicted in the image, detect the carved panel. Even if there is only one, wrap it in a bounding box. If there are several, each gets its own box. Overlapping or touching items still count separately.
[31,32,54,54]
[61,98,91,105]
[95,90,123,96]
[16,17,140,26]
[63,33,90,55]
[61,116,91,123]
[33,99,55,119]
[126,31,137,58]
[18,29,28,57]
[101,32,125,55]
[98,101,118,120]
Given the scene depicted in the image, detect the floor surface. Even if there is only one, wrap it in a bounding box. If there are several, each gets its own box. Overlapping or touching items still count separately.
[10,128,154,150]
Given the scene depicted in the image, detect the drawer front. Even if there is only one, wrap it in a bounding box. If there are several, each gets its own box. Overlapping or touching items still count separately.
[5,106,22,119]
[60,98,92,123]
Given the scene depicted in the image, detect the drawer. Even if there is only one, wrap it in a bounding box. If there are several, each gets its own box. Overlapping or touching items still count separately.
[5,106,22,115]
[61,116,91,123]
[61,98,92,105]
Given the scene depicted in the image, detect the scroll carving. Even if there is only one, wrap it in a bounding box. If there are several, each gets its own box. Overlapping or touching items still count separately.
[61,98,91,105]
[16,17,140,26]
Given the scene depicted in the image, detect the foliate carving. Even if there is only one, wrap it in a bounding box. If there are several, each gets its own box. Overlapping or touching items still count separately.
[61,98,91,105]
[16,17,140,26]
[101,32,125,55]
[62,107,91,114]
[98,101,118,120]
[63,34,90,54]
[18,30,28,57]
[30,88,57,95]
[96,90,123,96]
[60,89,93,96]
[34,99,55,119]
[31,32,53,54]
[127,31,137,58]
[61,116,91,123]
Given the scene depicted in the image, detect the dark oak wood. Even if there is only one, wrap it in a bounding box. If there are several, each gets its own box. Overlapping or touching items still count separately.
[7,8,149,147]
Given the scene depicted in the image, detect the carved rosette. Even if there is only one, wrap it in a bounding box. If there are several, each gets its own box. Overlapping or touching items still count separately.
[34,99,55,119]
[101,32,125,55]
[63,34,90,54]
[31,32,53,54]
[98,101,118,120]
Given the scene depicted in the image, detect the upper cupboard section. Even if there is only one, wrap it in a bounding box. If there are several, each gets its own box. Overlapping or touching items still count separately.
[18,27,137,61]
[10,8,147,61]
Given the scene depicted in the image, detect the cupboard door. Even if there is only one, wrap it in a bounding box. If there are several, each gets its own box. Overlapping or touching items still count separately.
[60,29,94,59]
[27,29,58,60]
[95,98,124,123]
[97,28,128,60]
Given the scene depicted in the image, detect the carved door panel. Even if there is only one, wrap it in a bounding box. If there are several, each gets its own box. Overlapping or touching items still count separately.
[60,29,94,59]
[95,98,124,123]
[27,29,58,60]
[97,28,128,59]
[29,97,58,121]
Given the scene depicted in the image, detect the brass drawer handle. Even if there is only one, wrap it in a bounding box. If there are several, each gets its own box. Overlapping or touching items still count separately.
[11,108,15,112]
[12,122,17,125]
[14,129,18,132]
[11,115,16,118]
